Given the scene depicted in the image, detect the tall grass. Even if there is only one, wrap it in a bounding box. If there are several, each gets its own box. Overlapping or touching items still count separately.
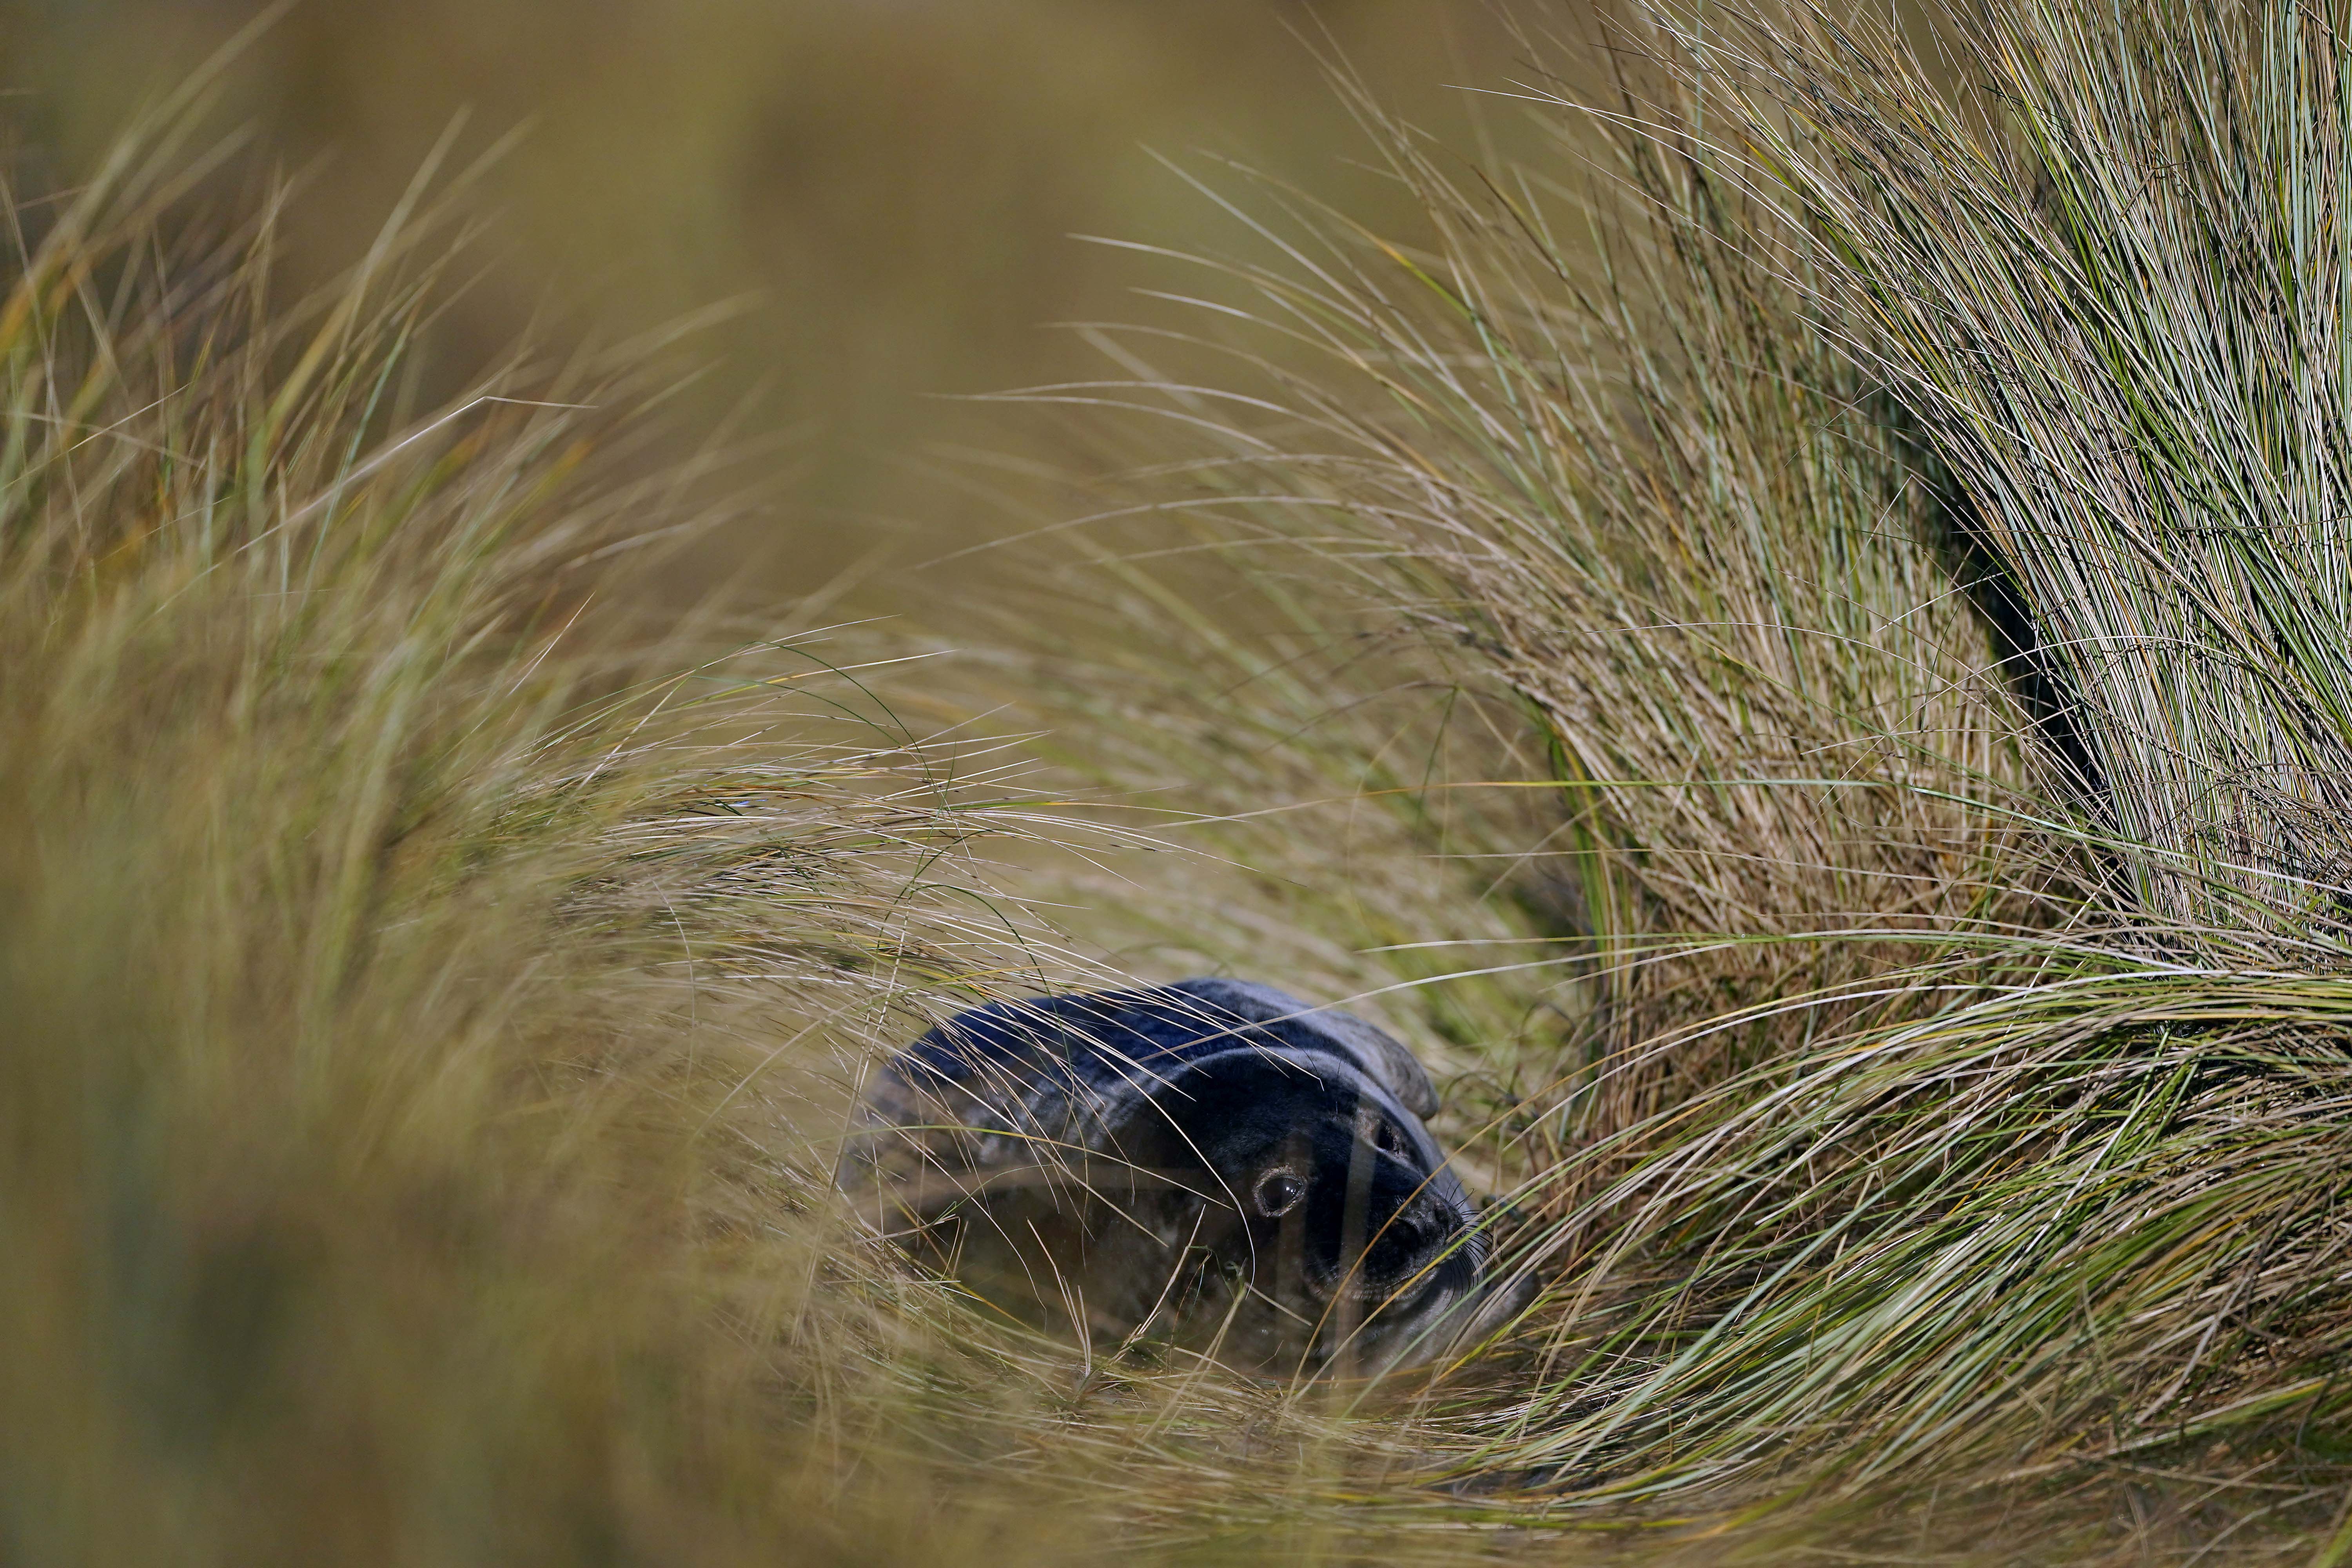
[0,77,1220,1566]
[0,62,1653,1568]
[27,1,2352,1561]
[1069,0,2352,1551]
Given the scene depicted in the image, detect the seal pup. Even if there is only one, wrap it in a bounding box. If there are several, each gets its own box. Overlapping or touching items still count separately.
[841,977,1509,1374]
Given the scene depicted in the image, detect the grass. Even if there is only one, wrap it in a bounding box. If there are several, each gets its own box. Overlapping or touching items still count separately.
[1041,0,2352,1552]
[16,1,2352,1563]
[0,47,1598,1568]
[0,67,1179,1568]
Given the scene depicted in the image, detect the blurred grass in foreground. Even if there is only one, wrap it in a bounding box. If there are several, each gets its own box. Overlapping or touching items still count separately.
[0,50,1583,1568]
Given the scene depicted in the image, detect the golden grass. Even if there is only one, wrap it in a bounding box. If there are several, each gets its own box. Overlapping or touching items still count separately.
[0,58,1608,1568]
[1024,0,2352,1553]
[19,4,2352,1563]
[0,75,1149,1567]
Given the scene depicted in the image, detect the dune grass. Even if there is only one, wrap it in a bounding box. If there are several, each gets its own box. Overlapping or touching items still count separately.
[1040,0,2352,1552]
[0,55,1625,1568]
[18,1,2352,1563]
[0,74,1205,1568]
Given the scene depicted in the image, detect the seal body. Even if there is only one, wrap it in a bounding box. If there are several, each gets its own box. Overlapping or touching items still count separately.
[842,977,1500,1374]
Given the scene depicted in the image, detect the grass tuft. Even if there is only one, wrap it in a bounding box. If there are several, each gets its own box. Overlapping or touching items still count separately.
[1061,0,2352,1549]
[25,3,2352,1561]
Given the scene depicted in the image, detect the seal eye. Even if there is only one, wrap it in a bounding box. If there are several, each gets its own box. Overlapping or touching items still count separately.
[1370,1121,1408,1159]
[1252,1169,1306,1218]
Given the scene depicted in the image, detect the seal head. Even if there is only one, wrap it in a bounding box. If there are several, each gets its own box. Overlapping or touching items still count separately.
[843,978,1508,1374]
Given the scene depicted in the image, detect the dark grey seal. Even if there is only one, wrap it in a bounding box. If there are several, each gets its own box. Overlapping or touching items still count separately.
[841,977,1508,1375]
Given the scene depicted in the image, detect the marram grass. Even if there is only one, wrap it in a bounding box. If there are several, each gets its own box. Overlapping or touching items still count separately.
[0,77,1466,1568]
[1056,0,2352,1553]
[19,2,2352,1563]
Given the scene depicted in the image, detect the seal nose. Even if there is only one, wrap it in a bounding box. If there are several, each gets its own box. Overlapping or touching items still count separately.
[1363,1202,1445,1279]
[1392,1209,1440,1252]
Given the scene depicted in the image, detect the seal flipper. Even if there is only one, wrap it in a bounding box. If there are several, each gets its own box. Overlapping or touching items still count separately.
[1167,977,1442,1120]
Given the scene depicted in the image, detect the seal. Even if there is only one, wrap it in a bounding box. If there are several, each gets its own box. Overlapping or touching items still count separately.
[841,977,1508,1374]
